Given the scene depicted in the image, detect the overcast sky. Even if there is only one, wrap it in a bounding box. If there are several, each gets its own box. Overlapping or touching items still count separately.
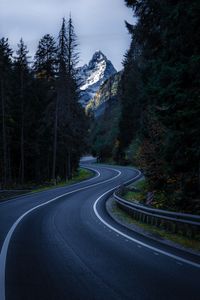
[0,0,135,70]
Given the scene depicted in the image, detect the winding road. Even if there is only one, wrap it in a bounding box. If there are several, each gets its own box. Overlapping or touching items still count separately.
[0,162,199,300]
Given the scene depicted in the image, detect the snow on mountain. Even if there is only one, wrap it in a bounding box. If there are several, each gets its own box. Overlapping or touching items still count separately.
[77,51,117,106]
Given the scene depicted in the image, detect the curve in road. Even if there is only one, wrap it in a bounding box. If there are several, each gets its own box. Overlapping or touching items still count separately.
[0,164,199,300]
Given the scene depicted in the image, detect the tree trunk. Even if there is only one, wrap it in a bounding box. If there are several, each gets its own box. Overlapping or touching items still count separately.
[1,79,7,186]
[7,139,12,185]
[20,113,24,184]
[20,70,25,185]
[52,95,58,183]
[66,149,71,181]
[198,160,200,195]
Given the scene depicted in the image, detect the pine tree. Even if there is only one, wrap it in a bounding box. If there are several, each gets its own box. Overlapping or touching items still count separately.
[64,16,83,180]
[51,18,67,182]
[54,17,88,182]
[0,38,13,186]
[66,16,79,76]
[117,23,143,162]
[13,38,30,184]
[34,34,57,80]
[33,34,57,181]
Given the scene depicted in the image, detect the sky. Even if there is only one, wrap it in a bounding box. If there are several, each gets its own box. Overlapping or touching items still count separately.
[0,0,135,71]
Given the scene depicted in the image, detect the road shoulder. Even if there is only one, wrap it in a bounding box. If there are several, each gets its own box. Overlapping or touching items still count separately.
[106,196,200,257]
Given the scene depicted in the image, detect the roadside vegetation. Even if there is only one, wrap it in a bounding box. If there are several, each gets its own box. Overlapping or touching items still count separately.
[122,179,196,213]
[33,168,93,192]
[111,201,200,252]
[91,0,200,215]
[0,168,93,202]
[122,179,148,204]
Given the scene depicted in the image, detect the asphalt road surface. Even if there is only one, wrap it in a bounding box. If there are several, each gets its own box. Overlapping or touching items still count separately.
[0,163,199,300]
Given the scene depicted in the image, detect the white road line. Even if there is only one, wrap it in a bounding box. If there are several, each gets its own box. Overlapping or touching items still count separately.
[78,166,101,183]
[0,166,121,300]
[0,166,101,207]
[93,179,200,270]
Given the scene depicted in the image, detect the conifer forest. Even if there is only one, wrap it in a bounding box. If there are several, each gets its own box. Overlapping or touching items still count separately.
[90,0,200,213]
[0,17,88,186]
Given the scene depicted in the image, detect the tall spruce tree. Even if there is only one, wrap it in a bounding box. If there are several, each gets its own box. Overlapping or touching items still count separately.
[117,24,143,162]
[64,16,87,180]
[54,17,88,182]
[33,34,57,181]
[13,39,30,184]
[34,34,57,80]
[52,18,67,182]
[0,38,13,187]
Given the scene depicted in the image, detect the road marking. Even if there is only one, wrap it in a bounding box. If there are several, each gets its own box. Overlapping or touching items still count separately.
[154,252,159,256]
[79,166,101,183]
[0,166,101,207]
[0,166,122,300]
[93,178,200,270]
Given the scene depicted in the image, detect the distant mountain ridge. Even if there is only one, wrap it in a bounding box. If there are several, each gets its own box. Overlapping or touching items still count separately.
[77,51,117,106]
[86,71,122,118]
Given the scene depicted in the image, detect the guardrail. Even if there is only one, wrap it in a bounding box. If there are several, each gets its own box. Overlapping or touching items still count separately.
[113,189,200,240]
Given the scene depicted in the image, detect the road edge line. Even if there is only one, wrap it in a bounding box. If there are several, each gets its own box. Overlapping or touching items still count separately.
[0,166,121,300]
[93,171,200,270]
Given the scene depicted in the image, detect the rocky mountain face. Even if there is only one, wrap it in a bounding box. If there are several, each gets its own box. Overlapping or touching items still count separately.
[85,71,122,118]
[78,51,117,106]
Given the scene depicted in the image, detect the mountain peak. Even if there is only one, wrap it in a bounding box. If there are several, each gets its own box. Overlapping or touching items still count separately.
[88,50,109,70]
[78,51,117,106]
[92,50,106,61]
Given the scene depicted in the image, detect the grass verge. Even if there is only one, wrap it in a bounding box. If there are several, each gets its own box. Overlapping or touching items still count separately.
[122,179,147,204]
[111,201,200,252]
[32,168,93,193]
[0,168,93,201]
